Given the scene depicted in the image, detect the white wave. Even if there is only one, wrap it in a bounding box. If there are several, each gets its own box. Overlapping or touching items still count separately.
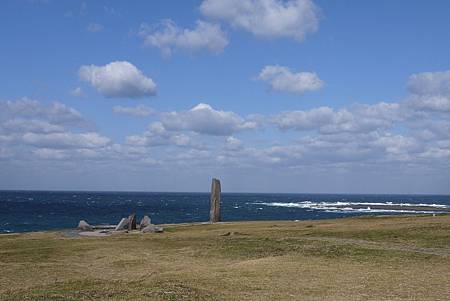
[324,208,446,214]
[254,201,449,214]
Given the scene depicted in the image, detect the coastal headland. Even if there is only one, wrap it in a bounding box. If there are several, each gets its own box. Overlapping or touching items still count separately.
[1,215,450,300]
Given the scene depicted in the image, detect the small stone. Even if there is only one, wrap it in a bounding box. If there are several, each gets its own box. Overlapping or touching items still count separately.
[128,213,137,230]
[141,224,164,233]
[114,217,129,231]
[77,220,92,231]
[139,215,152,229]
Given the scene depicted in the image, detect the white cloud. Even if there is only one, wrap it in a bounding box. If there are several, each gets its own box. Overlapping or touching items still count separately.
[112,105,155,117]
[225,136,243,150]
[79,61,156,98]
[0,99,85,127]
[200,0,320,41]
[1,119,65,134]
[126,122,192,147]
[258,65,323,93]
[370,134,420,156]
[407,70,450,112]
[139,20,228,57]
[22,132,110,149]
[161,103,258,136]
[0,99,115,163]
[408,95,450,112]
[412,121,450,141]
[87,22,103,32]
[420,146,450,160]
[408,70,450,96]
[2,68,450,192]
[273,106,333,130]
[33,148,67,160]
[273,102,402,134]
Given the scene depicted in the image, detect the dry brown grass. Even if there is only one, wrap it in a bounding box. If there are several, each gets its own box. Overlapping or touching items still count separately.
[1,215,450,300]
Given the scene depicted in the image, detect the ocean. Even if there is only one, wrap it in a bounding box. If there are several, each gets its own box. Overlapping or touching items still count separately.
[1,190,450,233]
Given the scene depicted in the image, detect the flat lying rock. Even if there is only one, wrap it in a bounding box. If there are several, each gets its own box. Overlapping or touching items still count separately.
[141,224,164,233]
[79,231,111,237]
[77,220,93,231]
[139,215,152,229]
[114,217,129,231]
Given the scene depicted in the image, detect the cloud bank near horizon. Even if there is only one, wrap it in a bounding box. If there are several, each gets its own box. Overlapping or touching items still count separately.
[1,70,450,192]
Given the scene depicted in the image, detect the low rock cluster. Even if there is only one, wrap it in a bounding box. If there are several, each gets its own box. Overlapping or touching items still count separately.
[77,213,163,234]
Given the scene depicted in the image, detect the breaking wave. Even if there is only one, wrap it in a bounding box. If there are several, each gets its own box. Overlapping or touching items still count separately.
[254,201,449,214]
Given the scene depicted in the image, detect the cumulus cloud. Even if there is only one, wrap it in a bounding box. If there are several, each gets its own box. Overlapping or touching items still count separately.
[273,102,402,134]
[32,146,115,161]
[33,148,67,160]
[370,134,420,157]
[264,68,450,170]
[200,0,320,41]
[408,95,450,112]
[408,70,450,96]
[112,105,155,117]
[126,122,192,147]
[1,119,65,134]
[225,136,243,150]
[2,66,450,192]
[79,61,157,98]
[22,132,110,149]
[161,103,258,136]
[139,20,228,57]
[0,99,112,163]
[258,65,323,93]
[407,70,450,112]
[0,99,85,127]
[273,106,333,130]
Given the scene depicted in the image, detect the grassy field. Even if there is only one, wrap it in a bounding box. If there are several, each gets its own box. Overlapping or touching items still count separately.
[1,215,450,300]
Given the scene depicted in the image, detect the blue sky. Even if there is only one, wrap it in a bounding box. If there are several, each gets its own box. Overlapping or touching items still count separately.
[1,0,450,193]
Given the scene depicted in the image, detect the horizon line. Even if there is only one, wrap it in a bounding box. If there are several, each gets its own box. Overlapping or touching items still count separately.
[0,189,449,197]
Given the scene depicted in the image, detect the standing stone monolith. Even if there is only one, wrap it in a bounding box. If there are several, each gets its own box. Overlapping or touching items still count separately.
[128,213,137,230]
[209,178,221,223]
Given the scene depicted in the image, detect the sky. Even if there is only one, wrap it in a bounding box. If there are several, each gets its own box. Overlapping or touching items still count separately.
[1,0,450,194]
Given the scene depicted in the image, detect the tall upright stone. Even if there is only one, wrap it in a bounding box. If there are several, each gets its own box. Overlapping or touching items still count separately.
[128,213,137,230]
[209,178,221,223]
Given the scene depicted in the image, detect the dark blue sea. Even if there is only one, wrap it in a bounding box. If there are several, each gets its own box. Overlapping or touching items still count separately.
[1,191,450,233]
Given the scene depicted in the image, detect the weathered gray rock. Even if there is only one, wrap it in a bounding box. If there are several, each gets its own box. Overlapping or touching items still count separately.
[114,217,129,231]
[128,213,137,230]
[77,220,93,231]
[209,178,221,223]
[141,224,164,233]
[139,215,152,229]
